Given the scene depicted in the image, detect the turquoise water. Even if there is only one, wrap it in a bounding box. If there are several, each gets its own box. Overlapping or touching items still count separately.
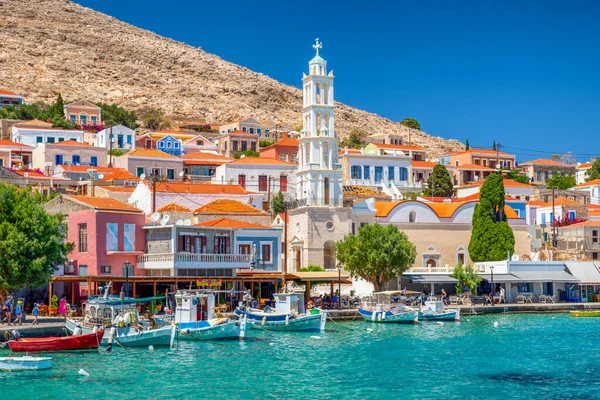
[1,313,600,399]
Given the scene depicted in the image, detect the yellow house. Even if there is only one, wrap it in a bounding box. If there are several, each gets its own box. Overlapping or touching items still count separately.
[64,100,102,125]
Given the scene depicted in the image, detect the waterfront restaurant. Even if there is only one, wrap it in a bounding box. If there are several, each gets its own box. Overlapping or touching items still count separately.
[564,262,600,302]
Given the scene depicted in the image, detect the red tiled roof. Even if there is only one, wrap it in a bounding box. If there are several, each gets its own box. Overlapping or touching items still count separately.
[461,148,514,157]
[12,170,47,178]
[373,143,425,151]
[98,186,136,192]
[182,151,232,161]
[526,200,549,207]
[564,220,600,227]
[0,89,18,96]
[575,179,600,188]
[65,195,142,213]
[412,160,437,168]
[123,149,179,159]
[154,182,248,194]
[577,162,593,170]
[0,140,32,148]
[157,203,192,213]
[259,137,298,151]
[58,165,119,173]
[229,157,293,166]
[194,217,271,229]
[520,159,573,167]
[14,119,52,128]
[194,199,266,215]
[102,169,140,181]
[537,197,581,207]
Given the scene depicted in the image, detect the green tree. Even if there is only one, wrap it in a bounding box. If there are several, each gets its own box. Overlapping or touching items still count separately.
[259,140,273,148]
[0,103,46,120]
[402,191,420,200]
[505,170,531,185]
[98,102,139,129]
[550,153,561,161]
[340,128,366,149]
[336,223,416,292]
[0,184,73,296]
[44,93,66,120]
[140,107,170,130]
[400,117,421,130]
[452,264,482,294]
[293,125,303,132]
[423,164,454,197]
[465,139,470,150]
[546,173,576,190]
[107,149,127,156]
[299,265,324,272]
[51,116,77,129]
[586,158,600,181]
[271,191,285,214]
[492,140,497,151]
[233,150,260,159]
[468,173,515,262]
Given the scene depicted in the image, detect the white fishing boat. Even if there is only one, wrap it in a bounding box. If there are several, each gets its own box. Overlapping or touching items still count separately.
[66,282,176,348]
[175,290,247,341]
[358,291,419,324]
[235,293,327,332]
[418,301,460,322]
[0,356,52,371]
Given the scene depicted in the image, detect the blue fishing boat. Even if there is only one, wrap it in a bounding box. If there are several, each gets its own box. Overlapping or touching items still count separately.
[235,293,327,332]
[174,290,247,341]
[358,291,419,324]
[418,301,460,322]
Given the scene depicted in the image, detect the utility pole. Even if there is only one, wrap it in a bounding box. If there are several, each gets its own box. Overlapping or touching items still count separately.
[267,176,272,212]
[108,124,113,168]
[283,205,288,274]
[496,142,501,169]
[552,186,557,257]
[152,174,158,213]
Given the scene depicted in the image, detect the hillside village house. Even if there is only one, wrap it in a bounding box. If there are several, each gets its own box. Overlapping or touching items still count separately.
[32,140,108,172]
[113,148,184,180]
[155,135,184,156]
[219,117,267,136]
[570,179,600,205]
[193,199,271,225]
[218,130,258,158]
[557,221,600,261]
[136,130,195,151]
[64,100,102,125]
[519,159,576,185]
[44,195,146,300]
[0,89,23,108]
[576,162,594,185]
[0,140,33,168]
[259,137,299,163]
[182,134,218,154]
[12,119,84,147]
[363,132,404,146]
[212,156,296,200]
[182,151,232,181]
[412,160,440,184]
[96,124,136,151]
[52,165,123,180]
[439,148,517,187]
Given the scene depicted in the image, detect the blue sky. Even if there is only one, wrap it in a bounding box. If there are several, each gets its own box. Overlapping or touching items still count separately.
[75,0,600,162]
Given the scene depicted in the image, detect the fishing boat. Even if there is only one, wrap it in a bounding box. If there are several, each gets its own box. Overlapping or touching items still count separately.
[174,290,248,340]
[0,356,52,371]
[8,330,105,352]
[65,282,176,347]
[235,293,327,332]
[358,291,419,324]
[570,310,600,317]
[418,301,460,322]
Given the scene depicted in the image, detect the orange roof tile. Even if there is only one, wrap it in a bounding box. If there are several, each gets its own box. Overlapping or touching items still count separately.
[229,157,293,165]
[564,220,600,228]
[48,140,91,147]
[537,197,581,207]
[98,186,136,192]
[0,140,32,148]
[461,148,514,157]
[182,151,232,161]
[58,165,120,173]
[455,163,495,171]
[194,217,272,229]
[123,148,179,159]
[374,199,521,219]
[66,195,142,213]
[575,179,600,188]
[527,200,549,207]
[12,170,47,178]
[259,137,299,150]
[14,119,52,128]
[412,160,437,168]
[154,182,248,195]
[577,162,593,169]
[520,159,573,167]
[194,199,266,215]
[588,204,600,211]
[157,203,193,213]
[588,211,600,218]
[373,143,425,151]
[0,89,18,96]
[102,169,140,181]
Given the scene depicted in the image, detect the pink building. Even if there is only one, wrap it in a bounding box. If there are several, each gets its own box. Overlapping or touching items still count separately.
[44,195,146,300]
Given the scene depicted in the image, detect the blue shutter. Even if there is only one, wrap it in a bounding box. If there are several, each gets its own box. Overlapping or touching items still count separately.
[363,166,370,179]
[90,156,98,166]
[388,167,395,181]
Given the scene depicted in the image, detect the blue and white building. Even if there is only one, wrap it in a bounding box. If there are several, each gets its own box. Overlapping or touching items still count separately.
[96,124,136,151]
[156,135,183,156]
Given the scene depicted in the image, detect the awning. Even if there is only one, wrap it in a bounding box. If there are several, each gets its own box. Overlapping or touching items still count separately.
[566,262,600,284]
[511,270,578,282]
[286,272,352,284]
[402,274,458,284]
[479,274,518,283]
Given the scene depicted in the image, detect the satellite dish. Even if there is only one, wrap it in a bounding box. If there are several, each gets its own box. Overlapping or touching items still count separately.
[140,173,146,180]
[183,219,192,226]
[178,171,185,177]
[160,218,167,227]
[151,212,161,222]
[161,214,171,224]
[511,254,520,261]
[98,174,105,180]
[495,163,501,169]
[175,219,184,226]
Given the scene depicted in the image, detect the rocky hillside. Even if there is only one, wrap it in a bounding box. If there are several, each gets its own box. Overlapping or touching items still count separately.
[0,0,463,156]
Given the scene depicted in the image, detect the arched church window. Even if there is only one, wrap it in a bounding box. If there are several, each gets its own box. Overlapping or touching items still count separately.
[426,259,437,269]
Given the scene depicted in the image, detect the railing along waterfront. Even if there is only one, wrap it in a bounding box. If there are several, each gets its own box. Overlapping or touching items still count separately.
[137,253,251,264]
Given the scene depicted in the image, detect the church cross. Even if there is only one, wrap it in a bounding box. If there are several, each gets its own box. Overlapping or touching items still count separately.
[312,38,322,56]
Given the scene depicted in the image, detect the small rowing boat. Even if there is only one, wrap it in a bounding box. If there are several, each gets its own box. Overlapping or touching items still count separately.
[8,330,104,352]
[570,310,600,317]
[0,356,52,371]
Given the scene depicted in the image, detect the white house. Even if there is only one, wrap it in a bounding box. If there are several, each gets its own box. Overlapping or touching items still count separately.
[576,162,593,185]
[535,198,582,226]
[212,156,297,197]
[571,179,600,205]
[456,179,534,200]
[96,124,136,150]
[12,119,84,148]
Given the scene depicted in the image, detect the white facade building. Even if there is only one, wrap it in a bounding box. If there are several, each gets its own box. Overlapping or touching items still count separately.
[12,119,84,148]
[96,124,136,150]
[571,179,600,205]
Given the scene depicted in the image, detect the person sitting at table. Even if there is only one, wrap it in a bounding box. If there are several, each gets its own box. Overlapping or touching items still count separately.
[485,292,493,306]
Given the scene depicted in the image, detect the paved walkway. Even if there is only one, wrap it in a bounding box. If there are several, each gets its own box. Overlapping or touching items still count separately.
[1,316,67,337]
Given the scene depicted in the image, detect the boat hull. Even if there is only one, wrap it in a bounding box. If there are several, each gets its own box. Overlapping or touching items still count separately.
[178,320,243,341]
[8,330,104,352]
[358,308,419,324]
[570,311,600,317]
[419,309,460,322]
[0,356,52,371]
[235,308,326,332]
[66,319,174,347]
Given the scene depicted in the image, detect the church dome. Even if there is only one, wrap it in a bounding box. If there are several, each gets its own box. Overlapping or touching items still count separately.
[310,55,325,64]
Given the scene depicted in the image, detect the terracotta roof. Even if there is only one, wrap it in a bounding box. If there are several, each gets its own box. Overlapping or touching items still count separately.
[48,140,91,147]
[123,148,179,159]
[538,197,581,207]
[459,178,532,188]
[194,217,272,229]
[564,220,600,227]
[65,195,142,213]
[228,157,293,166]
[274,213,289,224]
[412,160,437,168]
[0,89,18,96]
[194,199,266,214]
[461,148,514,157]
[459,192,525,202]
[0,140,32,148]
[157,203,193,213]
[520,159,573,167]
[343,186,387,197]
[527,200,549,207]
[577,162,593,170]
[98,186,136,192]
[14,119,52,128]
[373,143,425,151]
[575,179,600,188]
[102,169,140,181]
[339,148,363,155]
[374,200,521,219]
[588,204,600,211]
[588,211,600,218]
[58,165,120,173]
[154,182,248,194]
[455,163,495,171]
[259,137,299,150]
[12,170,47,177]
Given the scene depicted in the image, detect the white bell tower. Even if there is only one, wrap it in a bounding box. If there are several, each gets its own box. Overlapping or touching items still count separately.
[296,38,343,207]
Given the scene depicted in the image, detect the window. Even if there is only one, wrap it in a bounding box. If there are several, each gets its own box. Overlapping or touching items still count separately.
[568,211,576,220]
[239,244,251,254]
[91,116,97,124]
[47,137,55,143]
[290,154,297,163]
[90,156,98,166]
[258,175,268,191]
[214,236,230,254]
[474,159,480,165]
[167,169,175,180]
[363,166,370,180]
[70,115,76,123]
[238,174,246,189]
[55,154,63,165]
[250,142,256,152]
[388,166,395,181]
[127,135,132,144]
[399,167,409,181]
[242,127,247,132]
[80,115,87,125]
[70,138,78,142]
[145,139,152,148]
[262,243,272,262]
[166,141,172,149]
[36,136,43,143]
[280,154,288,161]
[458,253,465,265]
[241,141,248,151]
[106,223,118,252]
[374,166,383,183]
[174,142,180,149]
[100,265,111,274]
[592,230,598,244]
[541,213,547,224]
[482,159,487,167]
[426,259,437,269]
[351,165,362,179]
[79,265,88,285]
[196,140,204,146]
[72,155,81,165]
[249,128,254,134]
[58,138,65,142]
[158,141,165,149]
[151,168,160,176]
[136,167,144,177]
[233,141,239,152]
[280,175,288,192]
[257,129,261,135]
[0,159,2,167]
[78,223,87,252]
[118,134,124,148]
[124,224,135,252]
[409,211,416,223]
[352,222,356,235]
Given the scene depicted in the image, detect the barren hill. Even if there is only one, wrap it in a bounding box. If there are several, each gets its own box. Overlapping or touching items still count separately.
[0,0,463,156]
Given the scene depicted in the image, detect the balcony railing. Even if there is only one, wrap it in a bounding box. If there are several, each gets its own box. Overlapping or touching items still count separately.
[138,253,251,265]
[407,265,453,273]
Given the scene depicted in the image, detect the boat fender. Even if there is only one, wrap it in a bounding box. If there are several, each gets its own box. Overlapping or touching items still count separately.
[371,311,376,321]
[377,313,382,322]
[92,326,98,333]
[73,326,82,336]
[78,369,89,377]
[285,315,289,326]
[107,327,116,344]
[381,312,386,320]
[148,345,154,352]
[294,311,299,319]
[262,316,267,326]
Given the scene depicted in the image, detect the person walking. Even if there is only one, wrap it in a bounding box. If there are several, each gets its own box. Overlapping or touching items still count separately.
[58,296,68,321]
[3,296,13,325]
[15,300,23,325]
[32,303,39,325]
[499,286,506,304]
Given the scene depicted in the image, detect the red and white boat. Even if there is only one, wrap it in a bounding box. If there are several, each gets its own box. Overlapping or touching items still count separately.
[8,330,104,352]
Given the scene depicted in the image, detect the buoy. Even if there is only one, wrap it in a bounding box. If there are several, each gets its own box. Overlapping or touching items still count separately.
[436,321,444,325]
[366,328,373,332]
[169,324,176,348]
[377,313,382,322]
[285,315,289,326]
[310,335,321,339]
[269,342,275,346]
[78,369,89,377]
[239,314,247,341]
[493,321,499,327]
[148,345,154,351]
[107,327,116,344]
[262,316,267,326]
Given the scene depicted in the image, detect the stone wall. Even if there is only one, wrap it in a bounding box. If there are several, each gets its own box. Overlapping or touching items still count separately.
[0,119,20,141]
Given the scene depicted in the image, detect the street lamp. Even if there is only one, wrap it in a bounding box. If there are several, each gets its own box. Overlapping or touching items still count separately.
[251,243,257,269]
[123,260,131,298]
[336,263,343,310]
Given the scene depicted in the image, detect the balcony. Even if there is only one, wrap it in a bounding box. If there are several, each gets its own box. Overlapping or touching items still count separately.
[406,265,453,273]
[137,252,251,270]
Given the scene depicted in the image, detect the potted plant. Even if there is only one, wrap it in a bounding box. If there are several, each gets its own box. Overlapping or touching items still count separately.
[48,294,59,316]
